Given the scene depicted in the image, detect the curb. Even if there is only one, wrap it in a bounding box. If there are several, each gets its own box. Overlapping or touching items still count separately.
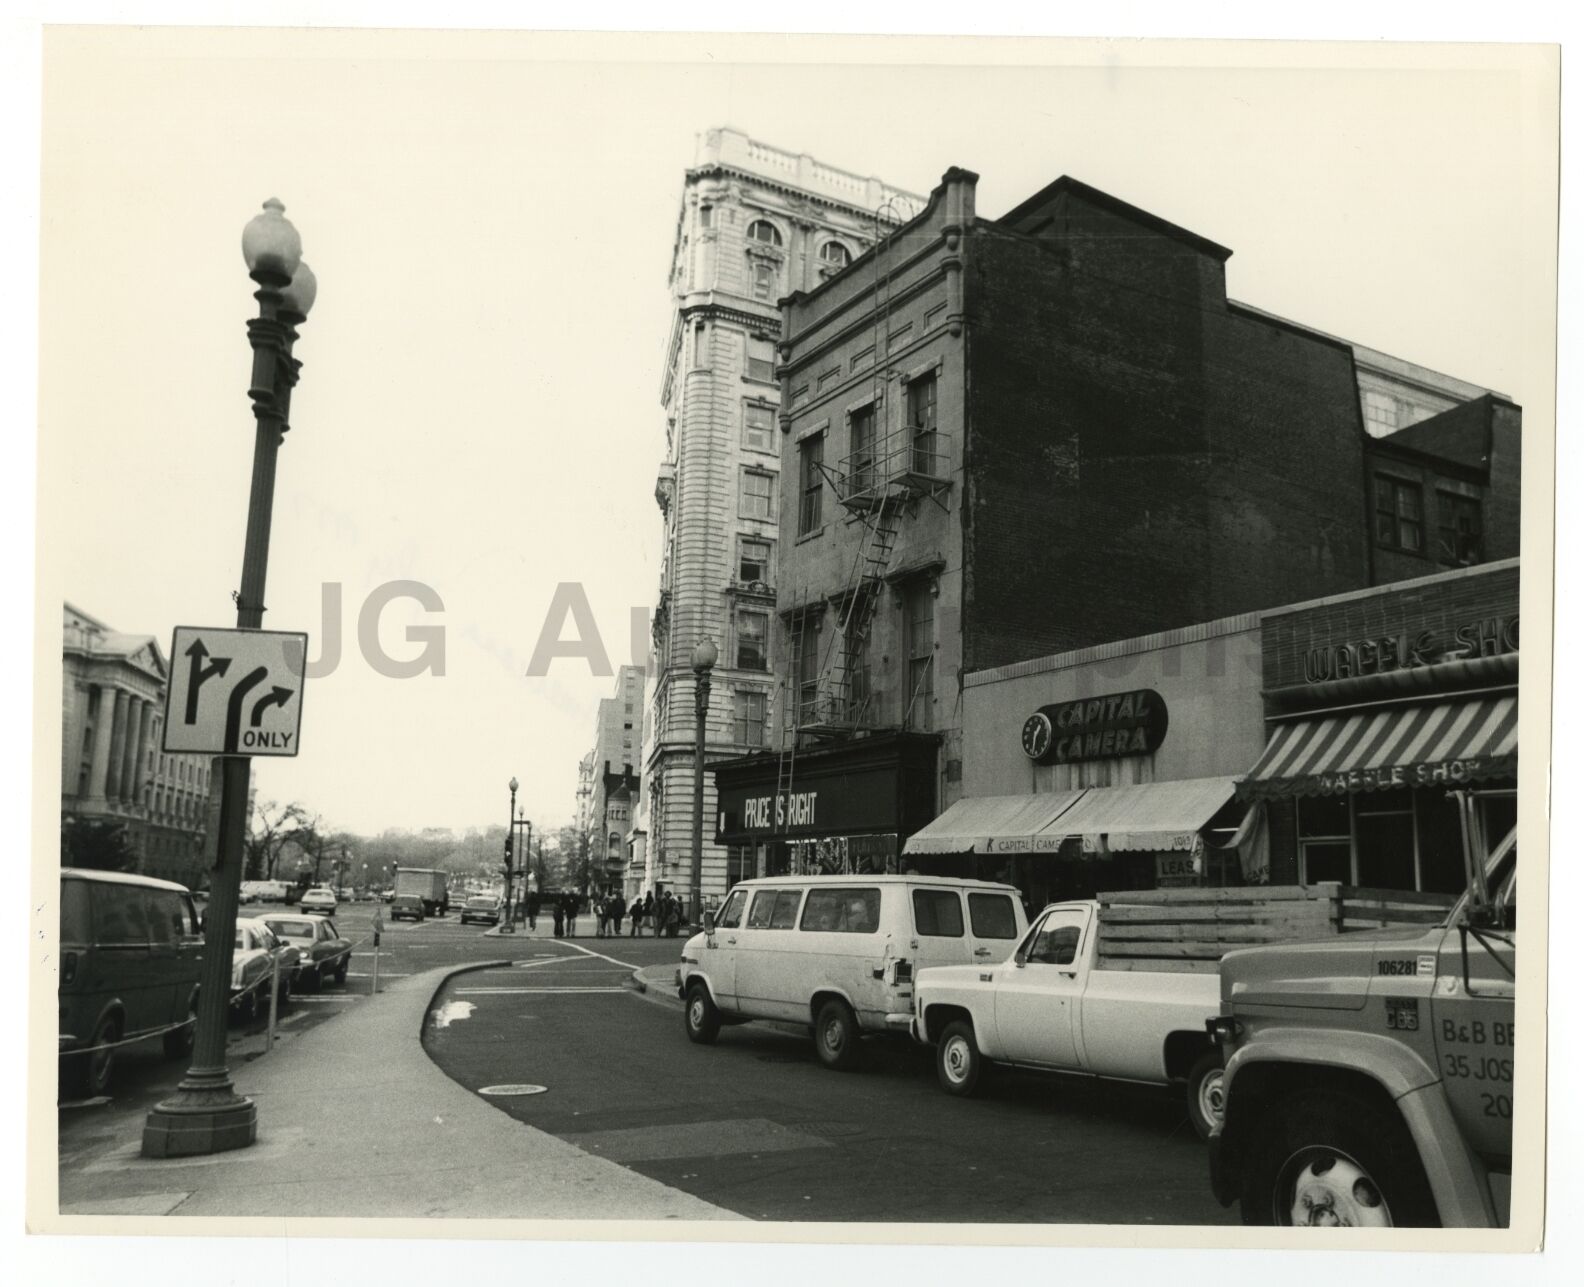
[419,956,513,1029]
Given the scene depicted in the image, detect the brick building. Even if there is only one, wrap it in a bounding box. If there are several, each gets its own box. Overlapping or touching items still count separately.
[710,167,1519,888]
[582,664,645,895]
[644,127,922,907]
[61,603,222,888]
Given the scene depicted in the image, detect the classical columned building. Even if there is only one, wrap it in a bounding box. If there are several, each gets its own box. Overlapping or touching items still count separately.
[644,127,922,908]
[61,603,219,888]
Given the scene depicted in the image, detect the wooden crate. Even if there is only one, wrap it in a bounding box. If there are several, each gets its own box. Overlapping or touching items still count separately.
[1093,883,1454,971]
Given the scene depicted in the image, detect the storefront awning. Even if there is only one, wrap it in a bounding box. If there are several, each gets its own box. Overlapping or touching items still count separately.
[903,790,1087,855]
[1238,693,1518,800]
[1047,776,1241,852]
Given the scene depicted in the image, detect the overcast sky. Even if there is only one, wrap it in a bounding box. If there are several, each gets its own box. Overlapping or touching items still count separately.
[33,30,1556,836]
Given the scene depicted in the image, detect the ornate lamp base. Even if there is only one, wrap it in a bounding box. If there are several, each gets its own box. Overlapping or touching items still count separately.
[142,1086,257,1158]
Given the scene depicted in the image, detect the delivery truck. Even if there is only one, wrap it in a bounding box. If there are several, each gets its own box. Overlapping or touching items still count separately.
[392,867,449,919]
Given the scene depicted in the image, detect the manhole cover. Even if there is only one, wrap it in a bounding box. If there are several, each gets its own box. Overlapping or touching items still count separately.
[477,1084,548,1097]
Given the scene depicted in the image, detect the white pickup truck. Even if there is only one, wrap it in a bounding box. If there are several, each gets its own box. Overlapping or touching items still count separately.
[911,899,1226,1138]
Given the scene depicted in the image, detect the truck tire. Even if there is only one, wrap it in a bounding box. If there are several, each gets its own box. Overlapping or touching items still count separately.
[813,998,860,1071]
[1186,1050,1225,1140]
[936,1019,987,1097]
[1239,1088,1439,1227]
[684,982,721,1045]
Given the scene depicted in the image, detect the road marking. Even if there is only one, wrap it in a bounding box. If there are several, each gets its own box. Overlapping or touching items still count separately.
[453,987,630,995]
[347,971,410,977]
[286,995,359,1003]
[556,940,641,970]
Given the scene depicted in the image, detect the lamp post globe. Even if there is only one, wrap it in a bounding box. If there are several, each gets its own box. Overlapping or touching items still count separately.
[241,198,303,283]
[280,260,317,320]
[690,637,718,673]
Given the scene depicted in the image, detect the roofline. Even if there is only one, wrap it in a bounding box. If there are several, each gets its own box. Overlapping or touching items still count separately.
[998,175,1233,263]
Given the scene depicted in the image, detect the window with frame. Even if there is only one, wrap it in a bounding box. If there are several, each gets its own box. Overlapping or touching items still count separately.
[1026,913,1082,966]
[743,402,775,453]
[819,241,852,269]
[968,893,1020,939]
[1363,390,1400,433]
[848,404,876,497]
[717,886,748,928]
[907,372,940,476]
[904,583,935,729]
[1437,493,1484,566]
[735,609,769,671]
[733,690,768,747]
[799,887,880,933]
[740,468,775,520]
[747,888,802,929]
[912,888,964,937]
[1373,474,1425,554]
[751,259,779,302]
[795,616,822,723]
[798,433,825,535]
[738,536,771,585]
[747,219,782,247]
[697,204,712,230]
[746,336,776,383]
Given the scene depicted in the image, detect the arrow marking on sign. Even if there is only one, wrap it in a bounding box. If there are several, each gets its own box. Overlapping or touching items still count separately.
[224,667,269,753]
[183,638,233,724]
[250,686,294,727]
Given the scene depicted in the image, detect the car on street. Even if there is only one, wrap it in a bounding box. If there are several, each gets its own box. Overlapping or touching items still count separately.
[231,919,300,1019]
[679,876,1029,1070]
[261,913,353,990]
[300,887,337,916]
[380,887,395,903]
[459,895,503,926]
[58,869,205,1097]
[389,893,426,922]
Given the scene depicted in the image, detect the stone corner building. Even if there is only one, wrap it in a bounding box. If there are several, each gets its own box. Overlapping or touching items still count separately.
[644,127,924,905]
[60,603,221,888]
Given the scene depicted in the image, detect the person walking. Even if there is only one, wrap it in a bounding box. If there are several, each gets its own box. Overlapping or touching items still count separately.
[564,891,578,938]
[666,893,683,938]
[641,891,655,937]
[593,890,605,939]
[629,895,643,937]
[526,889,539,933]
[551,896,564,938]
[609,893,624,937]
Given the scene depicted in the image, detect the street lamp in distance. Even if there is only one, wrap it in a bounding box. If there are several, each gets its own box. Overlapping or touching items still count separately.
[502,776,519,933]
[689,636,718,927]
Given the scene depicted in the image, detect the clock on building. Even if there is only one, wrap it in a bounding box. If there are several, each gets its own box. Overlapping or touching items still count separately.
[1021,712,1053,761]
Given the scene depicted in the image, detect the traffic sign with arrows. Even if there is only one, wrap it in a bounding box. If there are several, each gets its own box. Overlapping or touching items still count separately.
[162,627,308,757]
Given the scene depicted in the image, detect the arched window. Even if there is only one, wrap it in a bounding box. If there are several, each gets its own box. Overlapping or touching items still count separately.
[820,241,852,268]
[746,219,783,247]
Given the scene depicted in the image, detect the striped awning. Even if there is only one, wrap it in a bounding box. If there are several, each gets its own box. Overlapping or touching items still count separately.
[1238,693,1517,800]
[903,790,1087,855]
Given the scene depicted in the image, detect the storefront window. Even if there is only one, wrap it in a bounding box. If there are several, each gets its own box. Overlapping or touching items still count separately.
[1298,794,1352,884]
[1296,785,1503,892]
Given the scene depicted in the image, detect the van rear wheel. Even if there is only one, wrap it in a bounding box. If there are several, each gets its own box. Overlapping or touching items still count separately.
[813,998,860,1071]
[684,982,721,1044]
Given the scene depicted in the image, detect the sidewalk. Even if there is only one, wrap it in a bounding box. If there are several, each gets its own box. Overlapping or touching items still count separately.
[54,961,735,1224]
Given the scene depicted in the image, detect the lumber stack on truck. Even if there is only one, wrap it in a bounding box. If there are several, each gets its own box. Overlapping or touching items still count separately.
[1094,884,1458,972]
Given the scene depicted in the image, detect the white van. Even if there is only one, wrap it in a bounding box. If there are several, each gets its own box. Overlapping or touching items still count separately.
[677,875,1028,1070]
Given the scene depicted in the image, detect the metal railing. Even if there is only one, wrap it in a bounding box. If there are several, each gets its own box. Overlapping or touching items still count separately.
[837,427,951,507]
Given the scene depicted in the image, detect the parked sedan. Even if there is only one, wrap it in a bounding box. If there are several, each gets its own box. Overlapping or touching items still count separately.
[262,914,352,990]
[300,887,337,916]
[231,919,300,1019]
[459,895,503,926]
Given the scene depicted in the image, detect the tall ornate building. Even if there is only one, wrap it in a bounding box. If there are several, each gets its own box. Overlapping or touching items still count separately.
[644,127,922,907]
[61,603,222,888]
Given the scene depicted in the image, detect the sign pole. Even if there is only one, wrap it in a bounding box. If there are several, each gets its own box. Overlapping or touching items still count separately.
[144,206,309,1158]
[371,908,382,996]
[265,949,280,1056]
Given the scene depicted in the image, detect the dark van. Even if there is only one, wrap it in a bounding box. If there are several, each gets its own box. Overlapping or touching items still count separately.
[58,869,205,1098]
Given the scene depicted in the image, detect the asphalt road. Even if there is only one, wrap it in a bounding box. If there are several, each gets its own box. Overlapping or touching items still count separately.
[423,943,1236,1226]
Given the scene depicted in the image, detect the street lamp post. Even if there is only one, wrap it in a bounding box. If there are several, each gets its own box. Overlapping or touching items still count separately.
[689,637,717,926]
[144,199,316,1158]
[502,776,519,933]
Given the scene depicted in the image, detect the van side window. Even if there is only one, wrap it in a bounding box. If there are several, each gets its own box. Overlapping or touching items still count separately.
[95,887,148,946]
[718,888,748,930]
[800,888,881,933]
[769,890,804,929]
[747,891,778,929]
[967,893,1019,939]
[60,879,91,943]
[145,891,178,945]
[913,889,965,937]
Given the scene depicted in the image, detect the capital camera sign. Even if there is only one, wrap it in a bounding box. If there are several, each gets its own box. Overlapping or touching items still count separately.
[1020,688,1168,766]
